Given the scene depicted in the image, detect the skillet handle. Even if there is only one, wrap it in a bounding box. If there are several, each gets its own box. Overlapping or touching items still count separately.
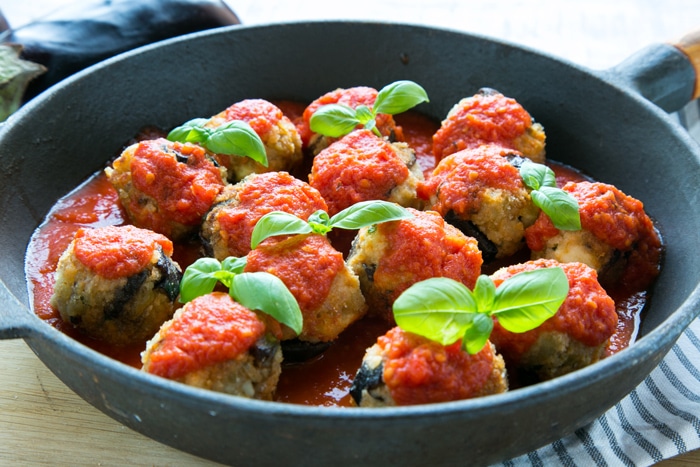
[606,29,700,113]
[674,30,700,100]
[0,279,37,339]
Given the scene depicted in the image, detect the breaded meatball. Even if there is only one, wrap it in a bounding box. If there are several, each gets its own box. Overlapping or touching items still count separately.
[346,209,482,324]
[350,326,508,407]
[245,234,366,343]
[432,88,546,163]
[308,129,423,216]
[299,86,404,154]
[525,181,662,290]
[418,144,539,261]
[142,292,282,400]
[489,259,618,381]
[50,225,182,346]
[201,171,328,259]
[207,99,303,182]
[105,138,227,241]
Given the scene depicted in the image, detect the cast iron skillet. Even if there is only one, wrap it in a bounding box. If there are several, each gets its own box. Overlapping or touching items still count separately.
[1,22,700,467]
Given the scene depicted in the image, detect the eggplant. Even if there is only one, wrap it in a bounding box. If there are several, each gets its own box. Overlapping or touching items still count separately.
[2,0,241,102]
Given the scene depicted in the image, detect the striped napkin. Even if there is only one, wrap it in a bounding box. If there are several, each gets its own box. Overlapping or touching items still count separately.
[502,317,700,466]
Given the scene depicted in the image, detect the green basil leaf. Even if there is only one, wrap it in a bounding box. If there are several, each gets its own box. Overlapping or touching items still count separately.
[329,200,413,230]
[461,313,494,355]
[206,121,268,166]
[393,277,477,346]
[531,186,581,231]
[222,256,248,275]
[179,257,223,303]
[519,160,557,190]
[372,80,429,115]
[307,210,332,235]
[167,118,211,144]
[355,105,375,126]
[309,104,362,137]
[250,211,313,249]
[492,267,569,333]
[472,275,496,313]
[230,272,303,335]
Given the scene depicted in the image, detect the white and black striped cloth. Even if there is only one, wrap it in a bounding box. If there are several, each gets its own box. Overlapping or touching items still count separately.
[502,317,700,466]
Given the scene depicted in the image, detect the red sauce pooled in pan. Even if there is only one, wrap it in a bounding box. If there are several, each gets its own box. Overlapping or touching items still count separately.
[25,106,652,407]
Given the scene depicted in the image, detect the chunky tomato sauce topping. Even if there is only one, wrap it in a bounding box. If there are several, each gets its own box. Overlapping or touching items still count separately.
[245,234,344,313]
[379,327,497,405]
[490,259,618,358]
[130,138,225,226]
[215,171,328,257]
[432,91,533,160]
[373,209,482,318]
[223,98,283,135]
[73,225,173,279]
[146,292,265,379]
[309,129,410,215]
[417,144,524,214]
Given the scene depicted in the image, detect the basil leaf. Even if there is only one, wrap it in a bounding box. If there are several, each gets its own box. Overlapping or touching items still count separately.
[230,272,303,335]
[330,200,413,230]
[393,277,477,346]
[492,267,568,332]
[222,256,248,274]
[250,211,313,249]
[531,186,581,231]
[307,210,332,235]
[461,313,494,355]
[354,105,375,126]
[519,160,556,191]
[373,80,429,115]
[472,275,496,313]
[167,118,211,144]
[206,121,268,166]
[179,257,223,303]
[309,104,362,137]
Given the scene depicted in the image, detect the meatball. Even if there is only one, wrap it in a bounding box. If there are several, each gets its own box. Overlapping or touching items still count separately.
[418,144,539,261]
[308,129,423,216]
[489,259,618,381]
[201,171,328,259]
[524,181,662,290]
[299,86,404,154]
[142,292,282,399]
[346,208,482,324]
[244,234,366,343]
[105,138,227,241]
[350,326,508,407]
[432,88,546,163]
[50,225,182,346]
[207,99,303,182]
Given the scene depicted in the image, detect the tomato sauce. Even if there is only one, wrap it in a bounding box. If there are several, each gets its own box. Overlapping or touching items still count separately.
[223,99,283,135]
[432,91,533,160]
[25,105,654,407]
[245,234,344,313]
[309,129,411,215]
[73,225,173,279]
[144,292,266,379]
[379,327,499,405]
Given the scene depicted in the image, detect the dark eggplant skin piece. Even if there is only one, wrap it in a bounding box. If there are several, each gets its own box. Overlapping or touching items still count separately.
[4,0,241,100]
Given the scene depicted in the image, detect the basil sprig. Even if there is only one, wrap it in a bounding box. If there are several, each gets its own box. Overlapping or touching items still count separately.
[167,118,268,167]
[393,267,569,354]
[250,200,413,249]
[178,256,303,335]
[520,160,581,231]
[309,80,429,138]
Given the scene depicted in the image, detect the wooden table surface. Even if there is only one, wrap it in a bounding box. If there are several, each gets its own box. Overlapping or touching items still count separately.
[1,0,700,465]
